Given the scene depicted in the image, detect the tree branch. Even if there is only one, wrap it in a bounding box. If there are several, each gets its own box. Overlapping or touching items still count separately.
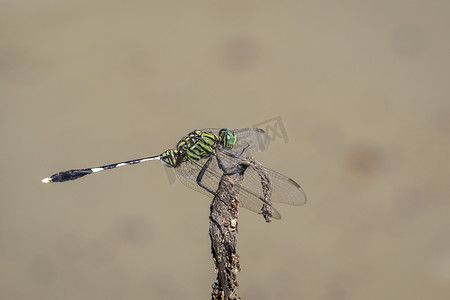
[209,157,273,300]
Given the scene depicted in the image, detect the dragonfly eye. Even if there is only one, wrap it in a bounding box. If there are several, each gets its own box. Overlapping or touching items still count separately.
[219,128,237,149]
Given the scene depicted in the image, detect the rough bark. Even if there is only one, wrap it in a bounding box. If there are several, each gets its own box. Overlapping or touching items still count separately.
[209,157,273,300]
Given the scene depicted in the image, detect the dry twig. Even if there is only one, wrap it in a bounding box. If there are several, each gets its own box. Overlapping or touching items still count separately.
[209,157,273,300]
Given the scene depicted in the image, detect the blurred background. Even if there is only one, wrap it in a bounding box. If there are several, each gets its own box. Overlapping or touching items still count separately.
[1,1,449,299]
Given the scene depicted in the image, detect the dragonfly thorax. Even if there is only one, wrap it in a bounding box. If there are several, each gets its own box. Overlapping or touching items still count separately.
[158,129,238,168]
[176,130,220,162]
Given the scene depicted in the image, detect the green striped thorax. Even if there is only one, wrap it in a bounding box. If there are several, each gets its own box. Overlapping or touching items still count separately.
[161,128,238,168]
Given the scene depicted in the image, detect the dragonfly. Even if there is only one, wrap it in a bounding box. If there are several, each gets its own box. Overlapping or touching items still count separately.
[42,128,307,219]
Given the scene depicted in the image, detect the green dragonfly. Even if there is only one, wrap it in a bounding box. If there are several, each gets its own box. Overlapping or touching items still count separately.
[42,128,306,219]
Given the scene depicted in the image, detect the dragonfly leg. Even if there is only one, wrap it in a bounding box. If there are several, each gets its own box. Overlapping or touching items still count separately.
[196,156,218,196]
[237,142,250,156]
[216,154,249,176]
[223,143,250,159]
[215,155,228,173]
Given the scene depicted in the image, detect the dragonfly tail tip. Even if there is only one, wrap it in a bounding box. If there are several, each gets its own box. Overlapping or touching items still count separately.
[41,177,52,184]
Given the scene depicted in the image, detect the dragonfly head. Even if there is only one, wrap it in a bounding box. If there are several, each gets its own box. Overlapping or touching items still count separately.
[160,149,182,167]
[219,128,237,149]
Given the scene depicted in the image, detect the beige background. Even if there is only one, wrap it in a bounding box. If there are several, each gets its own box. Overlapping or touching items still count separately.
[1,1,449,299]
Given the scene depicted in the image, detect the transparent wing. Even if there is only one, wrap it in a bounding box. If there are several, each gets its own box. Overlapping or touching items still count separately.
[174,154,282,219]
[174,152,306,219]
[218,151,307,207]
[201,128,270,157]
[174,157,221,199]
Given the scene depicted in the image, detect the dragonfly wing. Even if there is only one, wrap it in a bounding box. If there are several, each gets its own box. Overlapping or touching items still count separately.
[265,168,307,206]
[174,155,281,219]
[216,151,284,219]
[232,128,270,156]
[174,157,221,198]
[218,151,307,206]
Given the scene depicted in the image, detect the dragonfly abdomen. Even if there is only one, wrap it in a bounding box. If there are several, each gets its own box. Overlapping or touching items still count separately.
[160,149,182,167]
